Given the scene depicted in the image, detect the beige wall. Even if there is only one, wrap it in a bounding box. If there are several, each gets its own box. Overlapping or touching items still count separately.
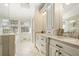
[42,12,47,32]
[32,9,46,43]
[33,9,44,33]
[54,3,63,29]
[53,3,63,35]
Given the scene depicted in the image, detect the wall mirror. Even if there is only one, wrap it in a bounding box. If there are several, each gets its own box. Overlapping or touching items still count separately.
[62,3,79,38]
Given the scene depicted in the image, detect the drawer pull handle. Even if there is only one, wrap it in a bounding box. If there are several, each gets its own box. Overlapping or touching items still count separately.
[59,52,62,55]
[56,44,63,48]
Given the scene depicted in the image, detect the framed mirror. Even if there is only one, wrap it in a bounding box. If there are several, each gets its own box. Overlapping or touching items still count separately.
[63,3,79,38]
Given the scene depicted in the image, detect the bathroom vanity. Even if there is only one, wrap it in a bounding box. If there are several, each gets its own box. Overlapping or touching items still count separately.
[0,34,15,56]
[35,33,79,56]
[33,3,79,56]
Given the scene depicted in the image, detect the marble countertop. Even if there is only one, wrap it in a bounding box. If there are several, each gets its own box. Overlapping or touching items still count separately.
[36,33,79,49]
[0,33,15,35]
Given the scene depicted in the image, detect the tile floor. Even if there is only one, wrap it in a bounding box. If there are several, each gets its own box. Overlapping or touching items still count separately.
[15,40,39,56]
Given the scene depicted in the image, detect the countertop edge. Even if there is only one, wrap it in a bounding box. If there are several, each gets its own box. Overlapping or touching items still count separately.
[36,33,79,49]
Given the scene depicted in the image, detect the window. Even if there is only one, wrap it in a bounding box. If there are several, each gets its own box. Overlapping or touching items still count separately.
[21,26,29,32]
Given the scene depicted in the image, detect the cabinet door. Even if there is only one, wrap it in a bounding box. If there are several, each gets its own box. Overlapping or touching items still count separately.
[9,35,15,56]
[49,45,59,56]
[36,35,41,50]
[2,35,9,56]
[0,36,2,56]
[59,50,70,56]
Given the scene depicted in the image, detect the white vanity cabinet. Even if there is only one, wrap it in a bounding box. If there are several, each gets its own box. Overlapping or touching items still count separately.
[36,34,49,56]
[49,39,70,56]
[49,45,59,56]
[59,50,70,56]
[36,34,79,56]
[49,38,79,56]
[49,45,70,56]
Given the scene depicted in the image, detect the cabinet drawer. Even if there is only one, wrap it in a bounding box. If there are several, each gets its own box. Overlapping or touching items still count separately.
[36,43,46,52]
[60,43,79,56]
[50,39,79,56]
[41,42,47,47]
[40,36,47,46]
[39,50,47,56]
[49,45,59,56]
[50,39,62,48]
[59,50,70,56]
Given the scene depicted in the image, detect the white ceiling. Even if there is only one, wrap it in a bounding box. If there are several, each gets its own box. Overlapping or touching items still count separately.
[0,3,41,20]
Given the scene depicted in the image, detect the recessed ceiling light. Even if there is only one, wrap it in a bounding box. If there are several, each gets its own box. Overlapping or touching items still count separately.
[4,3,9,6]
